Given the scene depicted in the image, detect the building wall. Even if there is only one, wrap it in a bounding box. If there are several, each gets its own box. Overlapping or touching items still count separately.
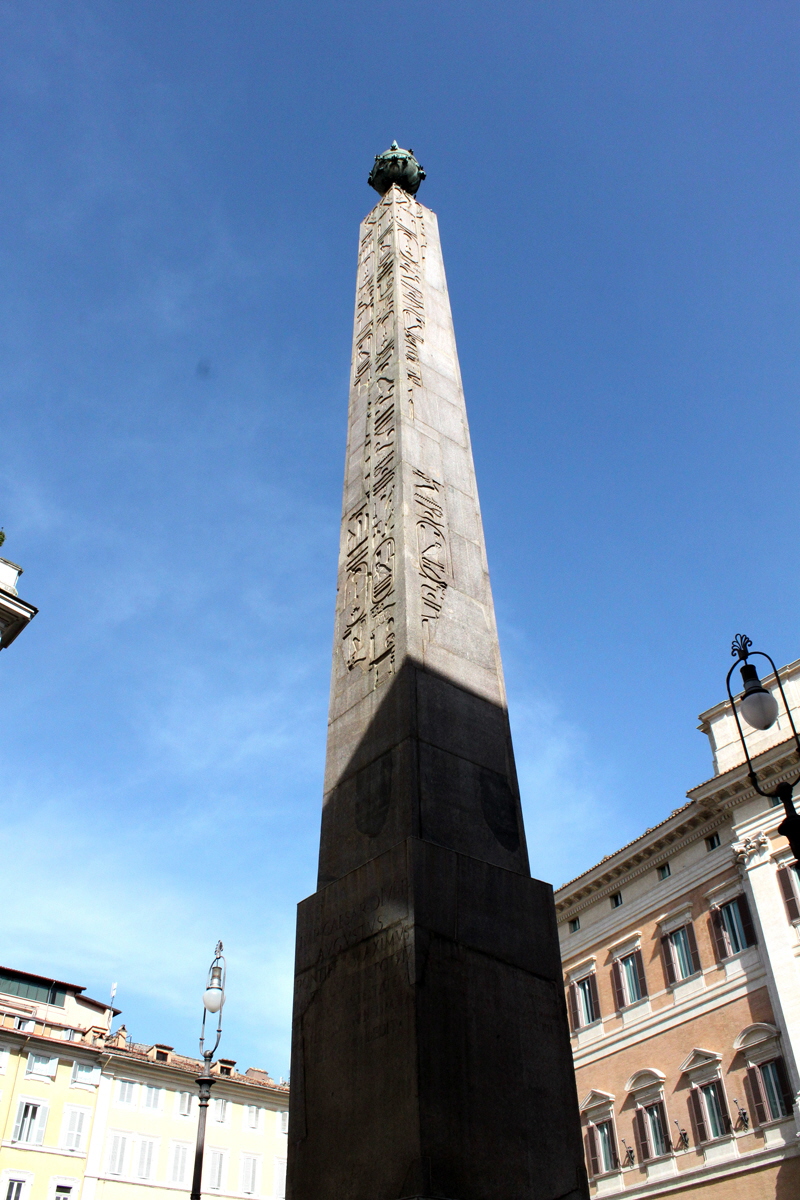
[556,657,800,1197]
[0,973,288,1200]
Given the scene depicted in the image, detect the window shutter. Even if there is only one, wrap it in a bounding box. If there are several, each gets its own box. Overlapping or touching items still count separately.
[585,1127,600,1177]
[709,909,727,961]
[568,983,580,1031]
[588,974,601,1022]
[660,936,676,986]
[138,1139,153,1178]
[777,868,800,922]
[685,923,702,974]
[633,949,648,998]
[110,1134,126,1174]
[609,1127,620,1169]
[745,1066,768,1126]
[66,1109,84,1150]
[688,1087,708,1144]
[12,1101,25,1142]
[773,1057,794,1116]
[711,1080,731,1132]
[280,1111,289,1135]
[633,1108,650,1162]
[737,894,757,946]
[33,1104,48,1145]
[611,961,625,1011]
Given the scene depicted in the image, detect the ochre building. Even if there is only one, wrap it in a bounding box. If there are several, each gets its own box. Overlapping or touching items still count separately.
[0,966,289,1200]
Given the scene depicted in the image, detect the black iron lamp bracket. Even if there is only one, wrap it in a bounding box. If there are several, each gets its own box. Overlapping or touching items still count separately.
[727,636,800,862]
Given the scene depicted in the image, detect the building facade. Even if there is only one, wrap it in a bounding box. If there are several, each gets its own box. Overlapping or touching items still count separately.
[556,657,800,1199]
[0,968,289,1200]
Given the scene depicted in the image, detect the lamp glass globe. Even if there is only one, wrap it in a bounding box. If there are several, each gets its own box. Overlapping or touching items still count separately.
[740,689,779,731]
[203,986,224,1013]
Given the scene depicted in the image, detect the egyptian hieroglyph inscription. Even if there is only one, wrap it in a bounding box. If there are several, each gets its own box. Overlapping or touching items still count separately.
[341,188,449,684]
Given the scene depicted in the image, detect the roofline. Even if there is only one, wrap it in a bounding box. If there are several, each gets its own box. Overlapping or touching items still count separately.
[555,731,800,907]
[0,965,87,995]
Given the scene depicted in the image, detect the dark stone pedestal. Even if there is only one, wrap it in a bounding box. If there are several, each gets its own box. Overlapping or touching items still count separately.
[287,838,588,1200]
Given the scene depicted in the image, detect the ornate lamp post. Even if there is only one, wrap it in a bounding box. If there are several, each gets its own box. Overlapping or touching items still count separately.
[726,635,800,862]
[190,942,226,1200]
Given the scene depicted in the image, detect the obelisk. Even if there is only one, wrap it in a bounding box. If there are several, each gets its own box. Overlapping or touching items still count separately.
[287,144,587,1200]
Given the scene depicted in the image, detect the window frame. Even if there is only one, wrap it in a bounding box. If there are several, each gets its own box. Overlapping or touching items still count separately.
[241,1154,261,1196]
[611,949,648,1010]
[568,973,601,1029]
[633,1100,671,1162]
[660,922,701,985]
[25,1052,59,1081]
[745,1057,794,1126]
[709,894,757,961]
[688,1079,732,1144]
[12,1099,49,1145]
[116,1079,138,1108]
[170,1141,191,1185]
[60,1105,91,1153]
[584,1118,620,1177]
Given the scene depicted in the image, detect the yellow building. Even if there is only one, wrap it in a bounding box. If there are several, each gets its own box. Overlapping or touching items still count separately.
[0,968,289,1200]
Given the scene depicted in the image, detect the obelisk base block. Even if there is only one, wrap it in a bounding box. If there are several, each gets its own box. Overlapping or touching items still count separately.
[288,839,588,1200]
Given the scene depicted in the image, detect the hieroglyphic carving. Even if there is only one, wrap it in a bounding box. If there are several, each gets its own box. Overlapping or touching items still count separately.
[413,469,448,636]
[342,194,399,684]
[341,187,448,672]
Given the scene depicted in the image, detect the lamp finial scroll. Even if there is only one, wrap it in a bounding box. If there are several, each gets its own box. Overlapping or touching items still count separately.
[731,633,752,661]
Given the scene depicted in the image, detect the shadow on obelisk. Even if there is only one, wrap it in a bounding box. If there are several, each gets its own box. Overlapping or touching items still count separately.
[287,659,589,1200]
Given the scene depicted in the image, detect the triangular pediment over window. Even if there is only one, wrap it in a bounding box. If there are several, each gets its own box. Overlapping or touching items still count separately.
[579,1089,615,1113]
[679,1048,721,1075]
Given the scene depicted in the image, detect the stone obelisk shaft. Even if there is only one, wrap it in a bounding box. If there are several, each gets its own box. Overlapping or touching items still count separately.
[287,184,587,1200]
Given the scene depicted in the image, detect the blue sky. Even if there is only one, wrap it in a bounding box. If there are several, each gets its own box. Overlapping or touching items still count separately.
[1,1,798,1078]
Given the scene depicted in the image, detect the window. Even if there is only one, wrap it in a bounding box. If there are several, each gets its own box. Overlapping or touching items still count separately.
[61,1029,79,1042]
[633,1102,669,1161]
[709,895,756,960]
[0,1045,9,1073]
[610,892,623,909]
[179,1091,192,1117]
[108,1134,127,1175]
[171,1144,189,1185]
[71,1062,99,1087]
[155,1050,168,1062]
[214,1098,228,1123]
[273,1158,286,1200]
[209,1151,225,1191]
[661,924,701,984]
[612,951,648,1009]
[54,1187,73,1200]
[688,1081,731,1143]
[61,1108,88,1151]
[143,1085,162,1111]
[15,1019,35,1033]
[657,863,671,881]
[241,1155,259,1195]
[280,1112,288,1136]
[569,918,580,934]
[568,974,600,1029]
[746,1058,794,1124]
[585,1120,619,1176]
[26,1053,58,1079]
[12,1101,48,1145]
[246,1105,260,1131]
[117,1080,137,1106]
[706,833,720,852]
[137,1139,156,1180]
[777,862,800,923]
[5,1182,24,1200]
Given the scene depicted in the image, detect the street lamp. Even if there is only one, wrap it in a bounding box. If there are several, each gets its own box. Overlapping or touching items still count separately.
[190,942,226,1200]
[726,635,800,862]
